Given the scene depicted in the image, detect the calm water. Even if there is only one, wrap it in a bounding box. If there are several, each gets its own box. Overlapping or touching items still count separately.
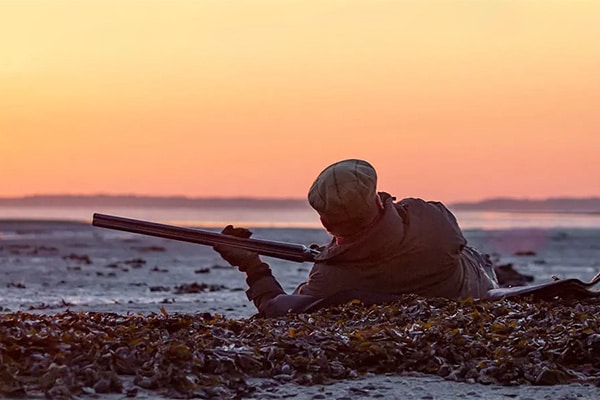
[2,205,600,230]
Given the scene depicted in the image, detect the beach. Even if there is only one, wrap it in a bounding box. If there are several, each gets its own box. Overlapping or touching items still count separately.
[5,0,600,397]
[1,219,599,399]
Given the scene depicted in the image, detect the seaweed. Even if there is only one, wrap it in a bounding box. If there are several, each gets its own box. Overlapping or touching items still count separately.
[0,295,599,398]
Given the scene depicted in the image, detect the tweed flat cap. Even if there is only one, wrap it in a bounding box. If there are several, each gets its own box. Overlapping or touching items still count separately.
[308,159,379,231]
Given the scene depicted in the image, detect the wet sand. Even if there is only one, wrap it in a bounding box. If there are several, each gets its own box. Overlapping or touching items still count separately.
[1,220,599,399]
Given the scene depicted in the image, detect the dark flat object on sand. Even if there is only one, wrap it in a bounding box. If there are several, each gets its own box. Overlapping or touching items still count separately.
[485,271,600,300]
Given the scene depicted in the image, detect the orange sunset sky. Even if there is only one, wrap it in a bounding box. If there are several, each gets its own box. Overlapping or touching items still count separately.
[1,0,599,203]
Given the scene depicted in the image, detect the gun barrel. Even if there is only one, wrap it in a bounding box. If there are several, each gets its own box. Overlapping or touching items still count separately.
[92,213,317,263]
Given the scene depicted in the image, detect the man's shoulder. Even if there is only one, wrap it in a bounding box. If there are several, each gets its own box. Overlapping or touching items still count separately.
[396,198,459,225]
[397,197,438,209]
[397,197,452,209]
[397,197,423,204]
[380,193,447,207]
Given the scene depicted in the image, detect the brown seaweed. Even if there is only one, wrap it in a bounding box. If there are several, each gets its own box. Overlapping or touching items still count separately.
[0,295,599,398]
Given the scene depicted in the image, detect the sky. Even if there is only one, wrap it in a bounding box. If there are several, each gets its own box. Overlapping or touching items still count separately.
[1,0,599,203]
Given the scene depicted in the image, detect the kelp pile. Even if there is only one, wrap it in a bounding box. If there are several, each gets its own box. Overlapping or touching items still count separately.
[1,295,599,398]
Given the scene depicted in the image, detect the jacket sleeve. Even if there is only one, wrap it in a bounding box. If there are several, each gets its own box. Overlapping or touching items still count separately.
[244,267,320,318]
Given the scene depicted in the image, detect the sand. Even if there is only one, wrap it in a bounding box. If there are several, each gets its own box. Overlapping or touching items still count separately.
[1,220,599,399]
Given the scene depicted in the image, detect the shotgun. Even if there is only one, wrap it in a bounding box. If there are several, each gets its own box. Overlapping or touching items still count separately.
[92,213,319,263]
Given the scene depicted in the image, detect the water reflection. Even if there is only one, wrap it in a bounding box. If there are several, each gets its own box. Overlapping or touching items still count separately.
[455,211,600,230]
[2,206,600,230]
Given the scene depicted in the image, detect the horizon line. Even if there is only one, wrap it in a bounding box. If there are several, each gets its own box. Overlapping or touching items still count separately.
[1,193,600,203]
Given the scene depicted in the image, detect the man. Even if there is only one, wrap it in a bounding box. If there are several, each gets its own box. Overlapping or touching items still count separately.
[214,159,498,317]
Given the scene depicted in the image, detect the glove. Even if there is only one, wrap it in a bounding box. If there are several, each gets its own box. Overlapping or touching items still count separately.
[213,225,263,272]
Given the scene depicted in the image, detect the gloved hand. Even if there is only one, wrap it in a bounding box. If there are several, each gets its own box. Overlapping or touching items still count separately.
[213,225,263,272]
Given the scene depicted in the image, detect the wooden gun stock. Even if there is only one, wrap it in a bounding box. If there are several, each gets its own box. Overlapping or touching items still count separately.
[92,213,318,263]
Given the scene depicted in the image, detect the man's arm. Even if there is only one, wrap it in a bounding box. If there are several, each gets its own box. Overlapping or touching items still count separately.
[213,226,321,317]
[226,264,319,317]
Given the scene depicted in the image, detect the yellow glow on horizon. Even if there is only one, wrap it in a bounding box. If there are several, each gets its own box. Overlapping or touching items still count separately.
[1,0,599,202]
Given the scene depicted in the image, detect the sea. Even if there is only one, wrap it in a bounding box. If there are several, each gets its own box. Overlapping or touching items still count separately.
[1,205,600,230]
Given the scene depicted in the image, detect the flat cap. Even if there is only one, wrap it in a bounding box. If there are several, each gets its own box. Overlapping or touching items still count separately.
[308,159,379,234]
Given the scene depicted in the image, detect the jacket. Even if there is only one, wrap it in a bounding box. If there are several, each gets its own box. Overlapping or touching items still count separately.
[245,192,496,317]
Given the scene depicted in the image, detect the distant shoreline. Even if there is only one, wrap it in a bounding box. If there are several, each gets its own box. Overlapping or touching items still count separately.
[1,194,600,214]
[450,197,600,214]
[451,209,600,216]
[0,195,308,209]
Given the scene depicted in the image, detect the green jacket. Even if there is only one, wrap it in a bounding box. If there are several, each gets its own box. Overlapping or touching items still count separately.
[246,192,496,317]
